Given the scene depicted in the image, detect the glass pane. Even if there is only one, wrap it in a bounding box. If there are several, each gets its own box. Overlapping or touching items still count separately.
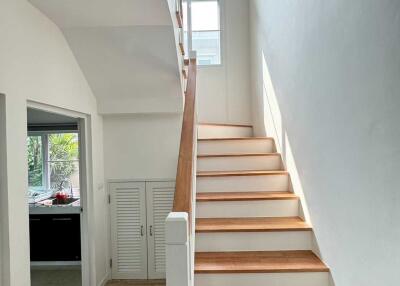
[48,133,79,161]
[183,1,188,32]
[49,161,80,197]
[192,1,219,31]
[192,31,221,65]
[47,133,80,198]
[27,136,43,188]
[184,31,189,56]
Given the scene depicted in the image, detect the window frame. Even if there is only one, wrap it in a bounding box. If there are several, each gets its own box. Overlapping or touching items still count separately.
[186,0,224,67]
[27,134,46,190]
[28,130,80,191]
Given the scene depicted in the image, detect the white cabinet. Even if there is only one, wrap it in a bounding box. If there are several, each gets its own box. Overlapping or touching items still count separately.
[110,181,175,280]
[110,182,148,279]
[146,181,176,279]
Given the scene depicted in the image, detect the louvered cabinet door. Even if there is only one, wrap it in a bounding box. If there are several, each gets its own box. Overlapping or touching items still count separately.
[146,181,176,279]
[110,182,148,279]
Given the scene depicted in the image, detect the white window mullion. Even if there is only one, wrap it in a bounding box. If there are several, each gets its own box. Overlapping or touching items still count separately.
[42,134,50,189]
[188,0,193,53]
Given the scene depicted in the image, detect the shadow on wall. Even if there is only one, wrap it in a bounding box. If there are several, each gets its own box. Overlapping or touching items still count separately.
[260,51,335,286]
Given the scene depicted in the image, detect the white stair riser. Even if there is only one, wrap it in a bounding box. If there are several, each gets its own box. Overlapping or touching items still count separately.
[195,231,313,252]
[197,175,289,193]
[198,126,253,139]
[195,273,330,286]
[198,140,275,155]
[197,156,283,172]
[196,200,298,218]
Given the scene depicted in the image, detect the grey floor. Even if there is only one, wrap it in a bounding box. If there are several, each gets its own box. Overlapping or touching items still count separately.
[31,270,82,286]
[106,280,165,286]
[31,270,165,286]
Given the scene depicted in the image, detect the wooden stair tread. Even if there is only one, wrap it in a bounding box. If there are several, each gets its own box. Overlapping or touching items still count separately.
[198,153,280,158]
[196,217,311,232]
[197,191,298,202]
[197,170,289,177]
[195,250,329,273]
[198,137,273,142]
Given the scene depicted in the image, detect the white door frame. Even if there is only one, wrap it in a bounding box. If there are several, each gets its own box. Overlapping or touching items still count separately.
[27,100,94,286]
[0,94,7,286]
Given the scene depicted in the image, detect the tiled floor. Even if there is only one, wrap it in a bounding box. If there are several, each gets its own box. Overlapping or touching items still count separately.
[106,280,165,286]
[31,270,82,286]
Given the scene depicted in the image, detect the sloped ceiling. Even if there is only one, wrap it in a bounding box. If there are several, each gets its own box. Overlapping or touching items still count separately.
[29,0,183,114]
[27,108,78,125]
[29,0,173,27]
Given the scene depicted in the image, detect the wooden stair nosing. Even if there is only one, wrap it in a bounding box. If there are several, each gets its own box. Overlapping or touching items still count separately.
[198,137,274,142]
[198,123,253,128]
[197,170,289,177]
[179,42,185,56]
[197,153,280,158]
[194,250,329,274]
[175,11,183,28]
[195,217,312,233]
[196,191,298,202]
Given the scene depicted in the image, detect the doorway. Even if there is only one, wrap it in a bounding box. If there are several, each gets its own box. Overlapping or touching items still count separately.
[26,104,90,286]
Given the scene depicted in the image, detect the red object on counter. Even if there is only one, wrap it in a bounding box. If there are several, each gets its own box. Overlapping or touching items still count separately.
[55,192,68,202]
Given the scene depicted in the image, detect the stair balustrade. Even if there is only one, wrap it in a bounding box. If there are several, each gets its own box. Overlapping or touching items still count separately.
[166,1,197,286]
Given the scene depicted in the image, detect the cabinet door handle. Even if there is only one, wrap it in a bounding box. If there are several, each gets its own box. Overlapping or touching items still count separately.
[140,225,144,236]
[149,225,153,236]
[52,218,72,221]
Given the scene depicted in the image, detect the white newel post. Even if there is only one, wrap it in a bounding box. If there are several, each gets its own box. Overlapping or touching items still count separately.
[166,212,191,286]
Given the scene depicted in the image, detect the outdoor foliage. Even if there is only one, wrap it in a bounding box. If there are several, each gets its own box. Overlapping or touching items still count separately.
[27,133,79,189]
[49,133,79,189]
[27,136,43,187]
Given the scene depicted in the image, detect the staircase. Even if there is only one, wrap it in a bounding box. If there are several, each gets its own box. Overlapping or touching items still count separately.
[194,123,330,286]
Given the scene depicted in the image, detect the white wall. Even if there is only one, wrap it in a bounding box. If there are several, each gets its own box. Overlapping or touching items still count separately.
[250,1,400,285]
[197,0,251,124]
[0,1,107,285]
[103,114,182,181]
[102,113,181,267]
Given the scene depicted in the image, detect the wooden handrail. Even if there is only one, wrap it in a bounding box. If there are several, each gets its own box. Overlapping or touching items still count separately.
[173,55,197,221]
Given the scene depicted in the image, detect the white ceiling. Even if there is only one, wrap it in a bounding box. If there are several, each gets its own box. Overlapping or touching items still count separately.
[29,0,183,114]
[62,25,181,104]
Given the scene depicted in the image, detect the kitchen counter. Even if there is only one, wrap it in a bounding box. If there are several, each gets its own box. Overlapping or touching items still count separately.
[29,199,81,215]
